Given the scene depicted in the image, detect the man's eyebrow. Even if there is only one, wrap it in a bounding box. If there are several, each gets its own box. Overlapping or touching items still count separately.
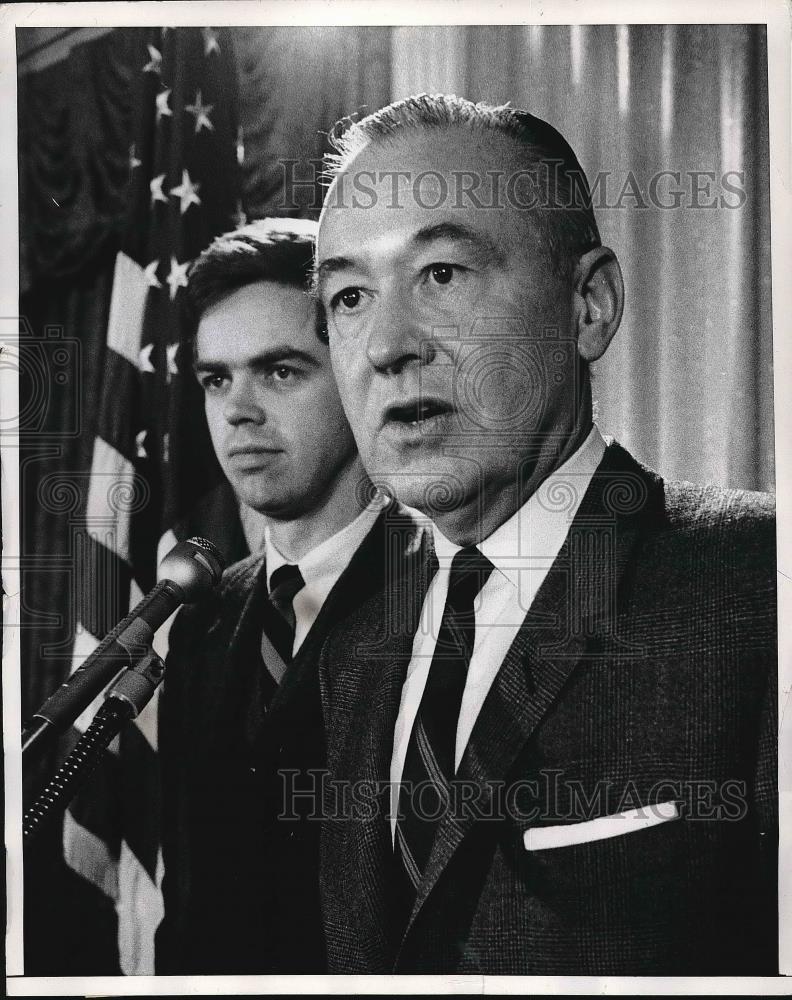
[312,221,505,297]
[411,221,505,264]
[192,347,320,373]
[312,255,358,299]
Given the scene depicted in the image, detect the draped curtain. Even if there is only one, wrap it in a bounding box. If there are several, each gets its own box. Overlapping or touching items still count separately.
[392,24,773,492]
[19,28,140,758]
[19,32,146,975]
[233,25,391,220]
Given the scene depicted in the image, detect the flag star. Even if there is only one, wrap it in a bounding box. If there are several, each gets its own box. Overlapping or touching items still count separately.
[136,429,148,458]
[129,143,142,171]
[202,27,220,56]
[149,173,168,206]
[166,256,190,300]
[143,44,162,75]
[169,168,202,215]
[166,343,180,378]
[138,343,155,373]
[143,260,162,288]
[185,90,214,134]
[155,88,172,122]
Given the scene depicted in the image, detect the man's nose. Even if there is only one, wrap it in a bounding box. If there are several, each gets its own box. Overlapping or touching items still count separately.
[223,376,265,425]
[365,292,435,374]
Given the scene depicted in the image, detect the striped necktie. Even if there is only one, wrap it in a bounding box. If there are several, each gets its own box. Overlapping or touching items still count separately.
[394,545,494,920]
[261,563,305,676]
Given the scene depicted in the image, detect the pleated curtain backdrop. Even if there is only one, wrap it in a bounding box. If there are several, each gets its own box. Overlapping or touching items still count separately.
[391,24,773,492]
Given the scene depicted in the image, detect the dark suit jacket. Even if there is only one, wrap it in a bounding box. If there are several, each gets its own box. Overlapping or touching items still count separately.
[317,442,778,975]
[155,501,423,974]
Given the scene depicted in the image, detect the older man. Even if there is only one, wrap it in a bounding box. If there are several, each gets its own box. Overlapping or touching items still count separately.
[313,95,777,975]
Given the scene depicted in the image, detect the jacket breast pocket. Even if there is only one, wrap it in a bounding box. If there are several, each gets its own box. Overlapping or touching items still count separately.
[515,805,706,896]
[523,801,680,852]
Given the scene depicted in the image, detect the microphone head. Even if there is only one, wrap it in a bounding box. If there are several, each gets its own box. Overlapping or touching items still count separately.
[157,536,225,602]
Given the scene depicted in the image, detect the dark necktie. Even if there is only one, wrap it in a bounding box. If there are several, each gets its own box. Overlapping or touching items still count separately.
[261,563,305,672]
[394,545,494,917]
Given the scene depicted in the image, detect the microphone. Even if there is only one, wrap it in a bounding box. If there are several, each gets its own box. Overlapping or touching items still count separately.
[22,536,224,756]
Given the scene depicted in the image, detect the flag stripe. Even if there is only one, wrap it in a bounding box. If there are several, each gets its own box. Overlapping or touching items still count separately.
[105,252,149,366]
[73,533,132,640]
[118,724,162,881]
[131,686,161,752]
[85,440,141,565]
[116,841,164,976]
[96,348,146,462]
[67,743,124,850]
[63,810,120,898]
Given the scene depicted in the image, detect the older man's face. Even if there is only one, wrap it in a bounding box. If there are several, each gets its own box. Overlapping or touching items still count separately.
[316,128,581,526]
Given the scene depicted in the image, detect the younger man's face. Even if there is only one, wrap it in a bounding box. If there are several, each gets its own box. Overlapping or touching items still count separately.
[194,279,358,518]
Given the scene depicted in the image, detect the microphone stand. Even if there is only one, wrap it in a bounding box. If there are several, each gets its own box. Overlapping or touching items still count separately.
[20,536,224,841]
[23,646,165,842]
[21,579,182,760]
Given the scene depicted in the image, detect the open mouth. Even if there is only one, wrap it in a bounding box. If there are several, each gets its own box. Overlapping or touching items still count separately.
[384,398,453,428]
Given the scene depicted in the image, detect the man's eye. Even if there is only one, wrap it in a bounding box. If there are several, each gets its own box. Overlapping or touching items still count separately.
[200,373,227,392]
[331,287,362,312]
[429,263,455,285]
[271,366,294,382]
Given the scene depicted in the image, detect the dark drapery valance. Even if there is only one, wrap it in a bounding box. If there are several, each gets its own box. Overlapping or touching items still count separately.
[18,26,393,289]
[19,30,141,289]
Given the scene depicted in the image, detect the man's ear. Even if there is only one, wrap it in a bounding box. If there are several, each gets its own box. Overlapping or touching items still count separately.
[573,246,624,362]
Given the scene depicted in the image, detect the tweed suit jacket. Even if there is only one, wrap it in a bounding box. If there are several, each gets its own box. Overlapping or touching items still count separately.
[317,442,778,975]
[155,501,423,974]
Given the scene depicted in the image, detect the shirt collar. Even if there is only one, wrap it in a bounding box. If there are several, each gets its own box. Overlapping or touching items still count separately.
[432,424,607,587]
[264,497,383,590]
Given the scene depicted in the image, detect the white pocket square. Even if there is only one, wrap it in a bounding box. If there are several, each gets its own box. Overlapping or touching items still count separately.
[523,801,680,851]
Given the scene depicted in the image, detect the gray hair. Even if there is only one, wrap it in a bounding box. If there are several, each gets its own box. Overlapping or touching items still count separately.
[325,93,601,279]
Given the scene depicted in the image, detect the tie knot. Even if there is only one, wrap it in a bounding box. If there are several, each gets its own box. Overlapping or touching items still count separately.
[447,545,494,612]
[268,563,305,611]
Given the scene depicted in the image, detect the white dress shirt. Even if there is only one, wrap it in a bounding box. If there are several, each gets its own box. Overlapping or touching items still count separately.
[389,425,607,839]
[264,499,383,656]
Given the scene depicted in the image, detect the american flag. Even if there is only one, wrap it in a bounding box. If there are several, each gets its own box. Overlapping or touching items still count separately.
[62,26,247,974]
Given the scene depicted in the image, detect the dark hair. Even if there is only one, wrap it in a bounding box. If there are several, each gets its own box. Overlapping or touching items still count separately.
[325,94,601,279]
[188,217,327,341]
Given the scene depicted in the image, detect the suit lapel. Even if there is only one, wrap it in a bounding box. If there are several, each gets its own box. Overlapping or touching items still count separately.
[194,555,266,687]
[401,443,663,937]
[219,556,272,749]
[333,532,436,965]
[346,633,415,961]
[308,501,421,652]
[265,502,424,733]
[221,555,268,660]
